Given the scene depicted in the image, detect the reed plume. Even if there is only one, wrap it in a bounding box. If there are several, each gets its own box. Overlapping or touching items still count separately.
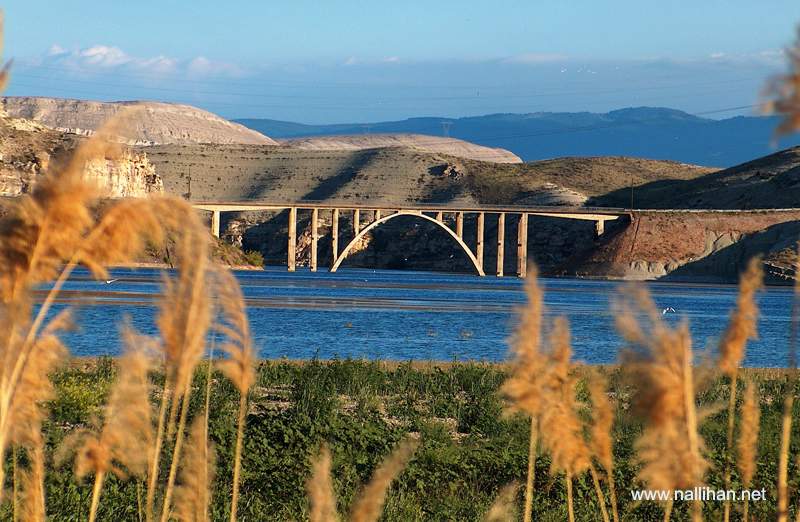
[738,381,760,522]
[484,483,519,522]
[58,330,154,522]
[539,317,595,522]
[588,370,619,522]
[173,417,216,522]
[307,446,338,522]
[150,213,212,522]
[500,265,545,522]
[764,26,800,137]
[307,438,418,522]
[615,286,707,522]
[214,267,255,522]
[719,258,762,522]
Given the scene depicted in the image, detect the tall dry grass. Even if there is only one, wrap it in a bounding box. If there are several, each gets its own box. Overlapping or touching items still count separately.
[501,266,545,522]
[615,286,708,522]
[738,381,760,522]
[718,258,762,522]
[214,268,256,522]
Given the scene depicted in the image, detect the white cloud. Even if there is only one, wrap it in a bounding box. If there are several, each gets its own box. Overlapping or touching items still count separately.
[37,44,241,77]
[343,56,358,66]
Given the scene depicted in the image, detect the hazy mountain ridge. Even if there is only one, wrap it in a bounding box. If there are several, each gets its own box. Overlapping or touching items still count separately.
[236,107,800,167]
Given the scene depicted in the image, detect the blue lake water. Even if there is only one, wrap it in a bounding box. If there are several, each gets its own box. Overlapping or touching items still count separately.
[47,266,796,367]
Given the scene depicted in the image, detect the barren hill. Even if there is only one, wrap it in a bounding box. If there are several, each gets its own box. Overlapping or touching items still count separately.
[142,144,712,207]
[593,146,800,209]
[281,134,521,163]
[2,97,276,146]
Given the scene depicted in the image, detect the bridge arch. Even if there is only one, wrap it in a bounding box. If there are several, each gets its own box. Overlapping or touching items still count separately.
[330,211,485,276]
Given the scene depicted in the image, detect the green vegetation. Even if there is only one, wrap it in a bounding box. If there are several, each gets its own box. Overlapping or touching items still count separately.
[8,359,796,521]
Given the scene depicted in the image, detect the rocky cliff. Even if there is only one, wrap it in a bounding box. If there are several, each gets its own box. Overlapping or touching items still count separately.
[0,114,162,197]
[2,97,277,146]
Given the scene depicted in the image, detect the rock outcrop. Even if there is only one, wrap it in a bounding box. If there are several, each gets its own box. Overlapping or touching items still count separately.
[2,97,277,146]
[84,150,163,197]
[0,113,163,197]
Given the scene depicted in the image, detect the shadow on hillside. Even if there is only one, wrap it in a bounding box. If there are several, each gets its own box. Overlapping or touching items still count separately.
[299,149,382,202]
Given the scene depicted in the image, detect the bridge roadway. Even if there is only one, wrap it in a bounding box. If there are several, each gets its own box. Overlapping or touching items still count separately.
[192,201,631,277]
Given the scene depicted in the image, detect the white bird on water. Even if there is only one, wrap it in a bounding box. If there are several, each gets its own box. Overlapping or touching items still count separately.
[662,307,676,315]
[105,279,118,284]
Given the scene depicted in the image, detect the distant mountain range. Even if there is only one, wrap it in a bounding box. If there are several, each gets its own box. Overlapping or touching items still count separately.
[236,107,800,168]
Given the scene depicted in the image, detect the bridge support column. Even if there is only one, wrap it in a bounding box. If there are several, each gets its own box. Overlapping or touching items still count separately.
[435,211,443,222]
[353,209,360,236]
[287,207,297,272]
[374,209,382,221]
[595,219,605,237]
[456,212,464,238]
[332,209,339,265]
[496,213,505,277]
[476,213,484,271]
[517,213,528,278]
[211,210,221,238]
[310,208,318,272]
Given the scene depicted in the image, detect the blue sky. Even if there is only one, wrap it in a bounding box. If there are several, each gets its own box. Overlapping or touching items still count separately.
[3,1,800,123]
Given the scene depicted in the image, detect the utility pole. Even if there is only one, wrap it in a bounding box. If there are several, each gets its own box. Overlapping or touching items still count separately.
[440,121,453,137]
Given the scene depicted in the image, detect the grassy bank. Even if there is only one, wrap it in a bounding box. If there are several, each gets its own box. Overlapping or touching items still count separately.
[18,358,799,521]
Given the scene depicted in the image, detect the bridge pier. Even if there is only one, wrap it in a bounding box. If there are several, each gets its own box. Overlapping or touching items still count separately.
[456,212,464,238]
[353,209,360,236]
[517,213,528,278]
[310,208,319,271]
[332,209,339,265]
[287,207,297,272]
[595,219,605,237]
[211,210,221,238]
[374,209,382,221]
[496,212,505,277]
[476,212,484,272]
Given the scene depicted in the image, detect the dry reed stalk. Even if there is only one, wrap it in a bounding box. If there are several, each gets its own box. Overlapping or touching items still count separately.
[588,370,619,522]
[539,317,592,522]
[719,258,762,522]
[484,483,518,522]
[500,265,545,522]
[615,286,708,522]
[307,446,338,522]
[779,394,794,522]
[738,381,759,522]
[156,224,212,522]
[589,464,611,522]
[173,416,216,522]
[17,443,45,522]
[348,438,419,522]
[565,472,575,522]
[763,26,800,137]
[135,207,210,520]
[778,243,800,522]
[213,268,256,522]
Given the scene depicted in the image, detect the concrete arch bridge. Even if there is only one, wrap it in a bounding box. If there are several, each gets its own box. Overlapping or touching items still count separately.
[193,202,629,278]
